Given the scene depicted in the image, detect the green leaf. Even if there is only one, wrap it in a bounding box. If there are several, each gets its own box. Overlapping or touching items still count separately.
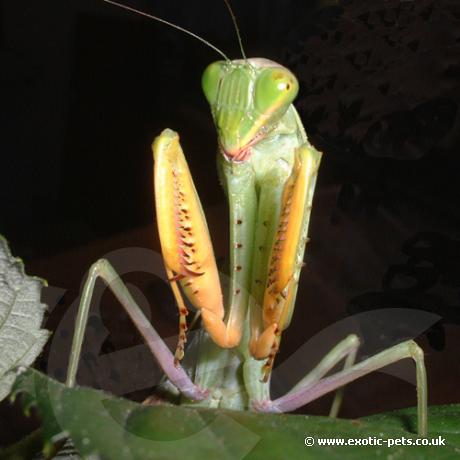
[11,368,460,459]
[0,236,49,402]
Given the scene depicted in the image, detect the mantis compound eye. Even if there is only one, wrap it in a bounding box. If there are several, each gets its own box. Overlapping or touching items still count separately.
[254,67,299,116]
[201,61,226,106]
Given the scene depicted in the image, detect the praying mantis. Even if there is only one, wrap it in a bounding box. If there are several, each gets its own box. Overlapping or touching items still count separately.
[65,0,428,437]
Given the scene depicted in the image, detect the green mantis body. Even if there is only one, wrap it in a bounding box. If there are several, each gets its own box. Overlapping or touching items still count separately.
[153,57,322,407]
[66,1,428,437]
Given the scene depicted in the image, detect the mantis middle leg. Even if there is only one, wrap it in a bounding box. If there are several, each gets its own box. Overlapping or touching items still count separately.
[65,258,209,402]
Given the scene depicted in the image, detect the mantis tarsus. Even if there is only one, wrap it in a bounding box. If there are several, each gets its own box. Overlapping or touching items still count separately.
[65,0,428,437]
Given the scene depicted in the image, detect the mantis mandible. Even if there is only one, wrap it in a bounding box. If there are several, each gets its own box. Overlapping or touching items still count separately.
[65,0,428,436]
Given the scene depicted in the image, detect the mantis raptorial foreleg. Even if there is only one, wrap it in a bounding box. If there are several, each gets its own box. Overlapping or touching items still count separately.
[248,143,322,380]
[65,258,208,401]
[245,163,291,360]
[153,130,241,356]
[255,339,427,436]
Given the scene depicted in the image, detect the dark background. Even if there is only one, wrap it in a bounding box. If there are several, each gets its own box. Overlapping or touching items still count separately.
[1,0,460,449]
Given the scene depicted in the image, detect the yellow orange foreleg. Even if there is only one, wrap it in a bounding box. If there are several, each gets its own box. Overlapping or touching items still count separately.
[153,129,241,363]
[250,144,321,380]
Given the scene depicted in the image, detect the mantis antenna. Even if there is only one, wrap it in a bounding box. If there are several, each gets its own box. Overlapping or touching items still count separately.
[102,0,231,61]
[222,0,247,60]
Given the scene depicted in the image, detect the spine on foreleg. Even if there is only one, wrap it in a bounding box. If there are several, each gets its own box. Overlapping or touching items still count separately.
[153,129,241,361]
[250,144,322,378]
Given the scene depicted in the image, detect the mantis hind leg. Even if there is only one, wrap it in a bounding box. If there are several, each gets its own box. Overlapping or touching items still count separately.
[254,339,427,437]
[66,258,208,402]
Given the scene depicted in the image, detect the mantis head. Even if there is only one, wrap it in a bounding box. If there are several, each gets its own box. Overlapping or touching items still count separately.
[202,58,299,161]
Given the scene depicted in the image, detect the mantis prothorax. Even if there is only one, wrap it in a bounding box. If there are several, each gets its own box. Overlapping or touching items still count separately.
[65,0,428,436]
